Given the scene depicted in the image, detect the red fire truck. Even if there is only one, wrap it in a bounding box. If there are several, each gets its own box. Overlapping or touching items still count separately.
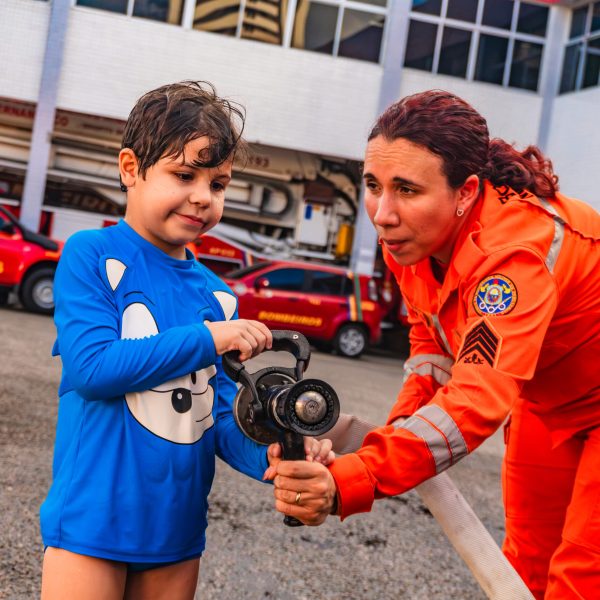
[0,206,62,314]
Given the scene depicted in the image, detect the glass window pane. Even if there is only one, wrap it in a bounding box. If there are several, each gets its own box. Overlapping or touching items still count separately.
[193,0,240,37]
[77,0,127,13]
[570,6,587,39]
[356,0,387,7]
[292,2,337,55]
[583,39,600,88]
[404,19,437,71]
[241,0,288,45]
[475,34,508,85]
[509,40,542,91]
[309,271,344,296]
[593,2,600,33]
[482,0,514,30]
[133,0,183,24]
[338,9,383,63]
[446,0,477,23]
[438,27,471,78]
[517,2,548,37]
[560,43,581,93]
[411,0,441,17]
[263,268,305,291]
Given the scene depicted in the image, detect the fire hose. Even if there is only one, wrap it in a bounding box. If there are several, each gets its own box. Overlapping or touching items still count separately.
[325,414,535,600]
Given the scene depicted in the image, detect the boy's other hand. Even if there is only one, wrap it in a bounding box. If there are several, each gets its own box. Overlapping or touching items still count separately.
[206,319,272,361]
[263,438,334,481]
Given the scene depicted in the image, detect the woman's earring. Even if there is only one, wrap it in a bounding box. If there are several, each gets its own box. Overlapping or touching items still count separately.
[456,208,465,217]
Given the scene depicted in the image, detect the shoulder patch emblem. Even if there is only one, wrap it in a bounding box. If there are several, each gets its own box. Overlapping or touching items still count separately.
[458,320,501,368]
[473,274,517,316]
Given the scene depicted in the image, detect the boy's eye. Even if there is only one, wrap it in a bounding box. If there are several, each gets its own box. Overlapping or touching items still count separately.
[176,172,194,182]
[211,181,226,192]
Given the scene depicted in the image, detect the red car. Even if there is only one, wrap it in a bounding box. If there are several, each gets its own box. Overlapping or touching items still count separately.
[223,260,381,358]
[0,206,62,314]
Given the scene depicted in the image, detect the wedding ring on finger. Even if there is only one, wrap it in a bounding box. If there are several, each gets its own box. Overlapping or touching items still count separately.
[295,491,302,505]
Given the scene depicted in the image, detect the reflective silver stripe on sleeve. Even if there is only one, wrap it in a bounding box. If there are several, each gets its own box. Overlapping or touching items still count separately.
[396,405,468,473]
[403,354,454,386]
[539,198,565,273]
[417,405,468,464]
[431,314,454,357]
[396,414,452,472]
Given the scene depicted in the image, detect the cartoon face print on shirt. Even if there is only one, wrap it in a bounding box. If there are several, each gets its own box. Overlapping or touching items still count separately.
[105,258,237,444]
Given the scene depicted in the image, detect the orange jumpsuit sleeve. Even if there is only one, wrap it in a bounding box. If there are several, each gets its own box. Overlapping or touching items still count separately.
[329,248,558,519]
[386,301,453,423]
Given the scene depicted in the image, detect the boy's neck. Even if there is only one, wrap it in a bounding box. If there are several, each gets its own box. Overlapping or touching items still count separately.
[124,216,188,260]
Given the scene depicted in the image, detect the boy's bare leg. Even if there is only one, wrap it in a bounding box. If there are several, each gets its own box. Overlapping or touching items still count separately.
[41,547,127,600]
[124,558,200,600]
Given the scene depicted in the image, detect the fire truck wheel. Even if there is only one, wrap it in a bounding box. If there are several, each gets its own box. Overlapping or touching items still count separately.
[334,324,367,359]
[19,266,56,315]
[0,288,9,305]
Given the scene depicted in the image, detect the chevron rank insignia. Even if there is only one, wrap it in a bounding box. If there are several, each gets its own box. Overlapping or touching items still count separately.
[458,319,501,368]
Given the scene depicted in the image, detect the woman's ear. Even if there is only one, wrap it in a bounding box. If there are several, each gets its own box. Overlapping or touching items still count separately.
[119,148,139,189]
[457,174,480,214]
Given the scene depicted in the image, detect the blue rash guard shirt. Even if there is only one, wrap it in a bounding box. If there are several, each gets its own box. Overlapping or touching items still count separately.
[40,220,268,563]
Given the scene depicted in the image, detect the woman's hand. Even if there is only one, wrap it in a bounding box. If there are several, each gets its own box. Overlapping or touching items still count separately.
[263,445,338,526]
[205,319,272,361]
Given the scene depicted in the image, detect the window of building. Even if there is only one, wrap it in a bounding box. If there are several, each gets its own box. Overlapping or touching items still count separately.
[404,19,437,71]
[406,0,548,92]
[438,26,471,78]
[75,0,386,61]
[446,0,477,24]
[292,2,337,54]
[77,0,183,24]
[77,0,128,13]
[338,8,384,62]
[562,2,600,93]
[292,0,387,63]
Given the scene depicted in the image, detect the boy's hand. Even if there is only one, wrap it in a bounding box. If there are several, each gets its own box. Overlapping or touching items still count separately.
[263,437,335,480]
[206,319,272,361]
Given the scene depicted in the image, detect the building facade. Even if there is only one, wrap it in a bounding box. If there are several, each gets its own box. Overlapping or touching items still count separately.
[0,0,598,272]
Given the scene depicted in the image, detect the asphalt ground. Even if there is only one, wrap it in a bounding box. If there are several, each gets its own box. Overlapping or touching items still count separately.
[0,306,505,599]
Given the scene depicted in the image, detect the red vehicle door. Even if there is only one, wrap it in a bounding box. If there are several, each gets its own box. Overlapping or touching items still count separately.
[245,266,318,337]
[302,269,350,339]
[0,212,23,286]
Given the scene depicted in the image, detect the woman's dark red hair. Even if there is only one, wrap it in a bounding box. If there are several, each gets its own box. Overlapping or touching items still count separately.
[369,90,559,197]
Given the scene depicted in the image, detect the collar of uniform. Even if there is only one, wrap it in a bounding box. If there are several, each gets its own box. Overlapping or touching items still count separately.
[380,243,435,289]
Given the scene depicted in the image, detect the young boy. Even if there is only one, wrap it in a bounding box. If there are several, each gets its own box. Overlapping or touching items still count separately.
[40,81,332,599]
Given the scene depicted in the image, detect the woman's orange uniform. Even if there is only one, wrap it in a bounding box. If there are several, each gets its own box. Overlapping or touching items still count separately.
[328,181,600,598]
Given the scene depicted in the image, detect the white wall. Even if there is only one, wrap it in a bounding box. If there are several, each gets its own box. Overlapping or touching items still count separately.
[546,87,600,211]
[0,0,381,160]
[0,0,49,103]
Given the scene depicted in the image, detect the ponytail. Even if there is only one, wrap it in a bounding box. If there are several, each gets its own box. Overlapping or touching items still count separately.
[482,139,559,197]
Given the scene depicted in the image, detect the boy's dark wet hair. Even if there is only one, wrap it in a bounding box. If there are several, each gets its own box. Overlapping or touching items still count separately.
[121,81,245,180]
